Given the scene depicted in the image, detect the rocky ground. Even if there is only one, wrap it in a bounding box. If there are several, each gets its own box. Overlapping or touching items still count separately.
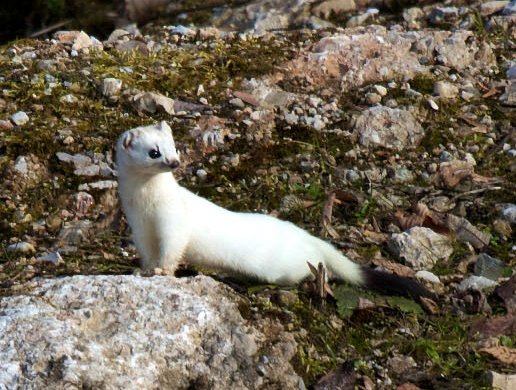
[0,0,515,389]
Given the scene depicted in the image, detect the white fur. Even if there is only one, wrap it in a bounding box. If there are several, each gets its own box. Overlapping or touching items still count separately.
[116,121,364,285]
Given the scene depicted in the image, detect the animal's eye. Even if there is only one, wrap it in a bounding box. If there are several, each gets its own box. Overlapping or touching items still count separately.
[148,148,161,159]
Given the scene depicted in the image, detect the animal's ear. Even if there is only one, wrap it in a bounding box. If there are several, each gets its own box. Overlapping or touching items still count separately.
[158,121,172,134]
[122,131,135,150]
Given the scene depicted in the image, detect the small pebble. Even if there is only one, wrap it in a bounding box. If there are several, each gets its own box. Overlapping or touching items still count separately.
[11,111,29,126]
[7,241,36,253]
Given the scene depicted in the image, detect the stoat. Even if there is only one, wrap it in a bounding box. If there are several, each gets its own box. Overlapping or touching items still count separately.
[116,121,434,301]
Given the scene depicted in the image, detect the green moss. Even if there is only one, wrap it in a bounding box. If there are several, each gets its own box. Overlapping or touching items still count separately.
[410,74,436,95]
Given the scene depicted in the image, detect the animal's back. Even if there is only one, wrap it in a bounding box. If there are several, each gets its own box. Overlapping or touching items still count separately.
[183,188,331,284]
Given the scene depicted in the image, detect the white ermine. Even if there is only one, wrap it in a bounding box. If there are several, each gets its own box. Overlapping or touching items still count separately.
[116,121,433,301]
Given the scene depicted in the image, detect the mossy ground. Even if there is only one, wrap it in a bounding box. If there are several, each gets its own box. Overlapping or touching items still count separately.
[0,23,514,389]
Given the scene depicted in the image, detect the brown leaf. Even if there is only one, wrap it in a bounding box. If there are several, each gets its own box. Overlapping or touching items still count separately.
[395,203,450,234]
[371,258,415,278]
[314,362,355,390]
[495,275,516,313]
[233,91,260,107]
[362,230,388,245]
[321,192,340,239]
[471,173,503,184]
[397,384,422,390]
[480,346,516,365]
[419,296,439,314]
[394,209,426,230]
[470,314,516,338]
[433,161,475,188]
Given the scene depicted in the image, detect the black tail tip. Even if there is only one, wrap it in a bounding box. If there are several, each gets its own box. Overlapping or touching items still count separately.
[362,267,437,302]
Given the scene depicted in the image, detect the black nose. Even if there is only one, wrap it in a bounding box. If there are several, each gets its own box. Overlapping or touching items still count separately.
[168,159,180,169]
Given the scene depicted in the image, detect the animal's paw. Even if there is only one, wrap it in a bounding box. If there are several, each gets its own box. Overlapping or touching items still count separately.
[135,267,168,277]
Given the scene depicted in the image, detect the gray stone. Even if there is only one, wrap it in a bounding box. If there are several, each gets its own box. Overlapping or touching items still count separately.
[457,275,498,292]
[0,275,301,389]
[489,371,516,390]
[35,251,64,265]
[56,152,92,167]
[428,7,459,25]
[57,220,93,245]
[353,106,425,151]
[503,1,516,14]
[500,81,516,106]
[6,242,36,253]
[480,1,509,16]
[78,180,118,191]
[501,204,516,223]
[132,91,175,115]
[10,111,29,126]
[74,164,100,176]
[474,253,506,281]
[229,97,245,108]
[388,227,453,270]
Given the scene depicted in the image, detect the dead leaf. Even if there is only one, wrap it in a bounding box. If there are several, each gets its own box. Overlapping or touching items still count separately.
[480,346,516,365]
[495,275,516,313]
[471,173,503,184]
[470,313,516,338]
[433,161,475,188]
[457,125,489,137]
[419,296,439,314]
[395,203,450,234]
[397,384,422,390]
[446,214,490,249]
[321,192,340,239]
[233,90,260,107]
[371,258,416,278]
[314,362,355,390]
[482,88,501,98]
[357,297,376,310]
[362,230,388,245]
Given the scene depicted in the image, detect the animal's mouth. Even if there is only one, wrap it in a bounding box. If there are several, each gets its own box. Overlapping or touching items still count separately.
[163,159,180,170]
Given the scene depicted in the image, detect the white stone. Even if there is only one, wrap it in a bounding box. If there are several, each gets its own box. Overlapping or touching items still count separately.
[434,81,459,98]
[415,270,441,284]
[457,275,498,292]
[101,78,122,97]
[10,111,29,126]
[13,156,28,175]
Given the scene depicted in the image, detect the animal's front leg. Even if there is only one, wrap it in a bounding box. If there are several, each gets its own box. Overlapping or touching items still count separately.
[156,221,190,275]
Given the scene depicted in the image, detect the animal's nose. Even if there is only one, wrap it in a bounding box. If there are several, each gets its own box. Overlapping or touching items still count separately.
[167,159,180,169]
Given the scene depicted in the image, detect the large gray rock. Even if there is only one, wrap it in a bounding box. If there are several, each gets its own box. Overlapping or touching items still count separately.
[0,275,301,389]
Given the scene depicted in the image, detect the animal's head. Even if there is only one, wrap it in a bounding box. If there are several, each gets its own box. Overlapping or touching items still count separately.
[116,121,180,174]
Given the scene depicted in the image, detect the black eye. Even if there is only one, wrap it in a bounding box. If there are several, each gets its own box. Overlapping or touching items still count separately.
[148,149,161,159]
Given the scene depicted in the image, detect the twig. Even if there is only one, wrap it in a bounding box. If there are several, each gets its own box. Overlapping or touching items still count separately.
[450,186,502,203]
[320,191,339,239]
[29,20,72,38]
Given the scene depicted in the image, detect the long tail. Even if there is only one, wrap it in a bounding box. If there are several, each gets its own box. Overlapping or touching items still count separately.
[320,240,436,302]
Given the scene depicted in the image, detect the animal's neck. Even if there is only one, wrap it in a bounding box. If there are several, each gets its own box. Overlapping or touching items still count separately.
[119,168,179,194]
